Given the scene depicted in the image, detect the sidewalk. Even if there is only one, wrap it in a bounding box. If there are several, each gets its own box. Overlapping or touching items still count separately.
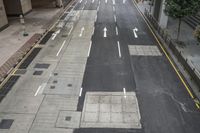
[0,8,61,67]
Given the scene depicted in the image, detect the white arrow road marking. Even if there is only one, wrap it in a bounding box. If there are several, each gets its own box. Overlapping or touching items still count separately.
[113,6,115,12]
[133,27,138,38]
[116,26,118,35]
[117,41,121,58]
[123,88,126,98]
[114,15,117,22]
[92,0,95,3]
[88,41,92,57]
[113,0,115,5]
[35,83,47,96]
[105,0,107,3]
[51,29,60,40]
[79,27,85,37]
[79,87,83,97]
[57,40,66,56]
[103,27,107,37]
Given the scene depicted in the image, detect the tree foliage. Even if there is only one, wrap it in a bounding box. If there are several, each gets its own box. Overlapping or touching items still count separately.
[164,0,200,41]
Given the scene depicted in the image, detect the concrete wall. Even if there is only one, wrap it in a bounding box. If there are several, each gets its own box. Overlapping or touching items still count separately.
[0,0,8,30]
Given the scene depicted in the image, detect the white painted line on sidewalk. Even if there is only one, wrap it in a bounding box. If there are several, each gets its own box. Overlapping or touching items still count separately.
[88,41,92,57]
[117,41,121,58]
[79,87,83,97]
[113,6,115,12]
[35,83,47,96]
[123,88,126,98]
[114,15,117,22]
[116,26,119,35]
[68,25,74,35]
[57,40,66,56]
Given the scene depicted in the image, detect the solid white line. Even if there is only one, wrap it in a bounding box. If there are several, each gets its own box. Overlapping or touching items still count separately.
[97,6,99,11]
[88,41,92,57]
[79,87,83,97]
[117,41,121,58]
[113,0,115,5]
[114,15,117,22]
[57,40,66,56]
[34,83,47,96]
[105,0,107,3]
[116,26,118,35]
[123,88,126,98]
[92,0,95,3]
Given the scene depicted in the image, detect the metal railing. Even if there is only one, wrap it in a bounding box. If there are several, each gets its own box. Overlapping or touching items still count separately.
[144,9,200,90]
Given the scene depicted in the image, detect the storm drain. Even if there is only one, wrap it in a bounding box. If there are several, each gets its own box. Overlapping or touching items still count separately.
[33,71,43,76]
[39,31,54,45]
[65,116,72,121]
[0,76,20,102]
[34,63,50,69]
[14,69,27,75]
[0,119,14,129]
[50,86,55,89]
[19,48,42,69]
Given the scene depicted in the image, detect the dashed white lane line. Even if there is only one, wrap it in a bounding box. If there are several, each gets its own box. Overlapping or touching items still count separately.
[92,0,95,3]
[88,41,92,57]
[113,6,115,12]
[112,0,115,5]
[57,40,66,56]
[123,88,126,98]
[116,26,119,35]
[79,87,83,97]
[99,0,101,5]
[68,25,74,35]
[97,6,99,11]
[79,27,85,37]
[105,0,107,3]
[114,15,117,22]
[117,41,121,58]
[35,83,47,96]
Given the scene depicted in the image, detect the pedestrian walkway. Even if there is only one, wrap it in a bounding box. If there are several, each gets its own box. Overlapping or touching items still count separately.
[0,8,62,68]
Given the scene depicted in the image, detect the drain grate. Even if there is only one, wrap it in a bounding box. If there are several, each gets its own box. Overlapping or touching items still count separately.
[14,69,26,75]
[33,71,43,76]
[68,84,72,87]
[34,63,50,69]
[54,73,58,76]
[0,119,14,129]
[40,31,54,45]
[53,80,58,84]
[65,116,71,121]
[0,76,20,102]
[50,86,55,89]
[19,48,42,69]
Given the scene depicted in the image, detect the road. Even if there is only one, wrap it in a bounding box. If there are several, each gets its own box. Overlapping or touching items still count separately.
[0,0,200,133]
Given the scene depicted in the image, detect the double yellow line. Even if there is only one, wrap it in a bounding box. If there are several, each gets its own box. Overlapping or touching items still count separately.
[132,0,200,109]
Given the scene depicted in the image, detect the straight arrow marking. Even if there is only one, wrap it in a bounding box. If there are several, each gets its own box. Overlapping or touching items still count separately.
[133,27,138,38]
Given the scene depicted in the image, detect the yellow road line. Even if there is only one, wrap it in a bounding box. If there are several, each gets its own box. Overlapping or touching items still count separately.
[132,0,200,109]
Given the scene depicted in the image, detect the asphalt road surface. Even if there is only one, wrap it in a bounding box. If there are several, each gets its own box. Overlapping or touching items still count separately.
[0,0,200,133]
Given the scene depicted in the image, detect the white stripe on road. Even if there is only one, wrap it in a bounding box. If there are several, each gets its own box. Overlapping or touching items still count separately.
[80,0,82,3]
[68,25,74,35]
[113,0,115,5]
[123,88,126,98]
[114,15,117,22]
[117,41,121,58]
[51,29,60,40]
[95,14,97,22]
[79,87,83,97]
[34,83,47,96]
[92,0,95,3]
[116,26,119,35]
[105,0,107,3]
[113,6,115,12]
[88,41,92,57]
[99,0,101,5]
[57,40,66,56]
[97,6,99,11]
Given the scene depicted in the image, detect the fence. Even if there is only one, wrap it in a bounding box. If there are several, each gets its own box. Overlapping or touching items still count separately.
[144,9,200,90]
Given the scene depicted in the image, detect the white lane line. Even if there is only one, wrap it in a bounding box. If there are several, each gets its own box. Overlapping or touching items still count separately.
[34,83,47,96]
[103,27,107,38]
[123,88,126,98]
[123,0,126,4]
[114,15,117,22]
[51,29,60,40]
[117,41,121,58]
[113,6,115,12]
[113,0,115,5]
[88,41,92,57]
[80,0,82,3]
[68,25,74,35]
[99,0,101,5]
[116,26,119,35]
[105,0,107,3]
[92,0,95,3]
[79,87,83,97]
[97,6,99,11]
[56,40,66,56]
